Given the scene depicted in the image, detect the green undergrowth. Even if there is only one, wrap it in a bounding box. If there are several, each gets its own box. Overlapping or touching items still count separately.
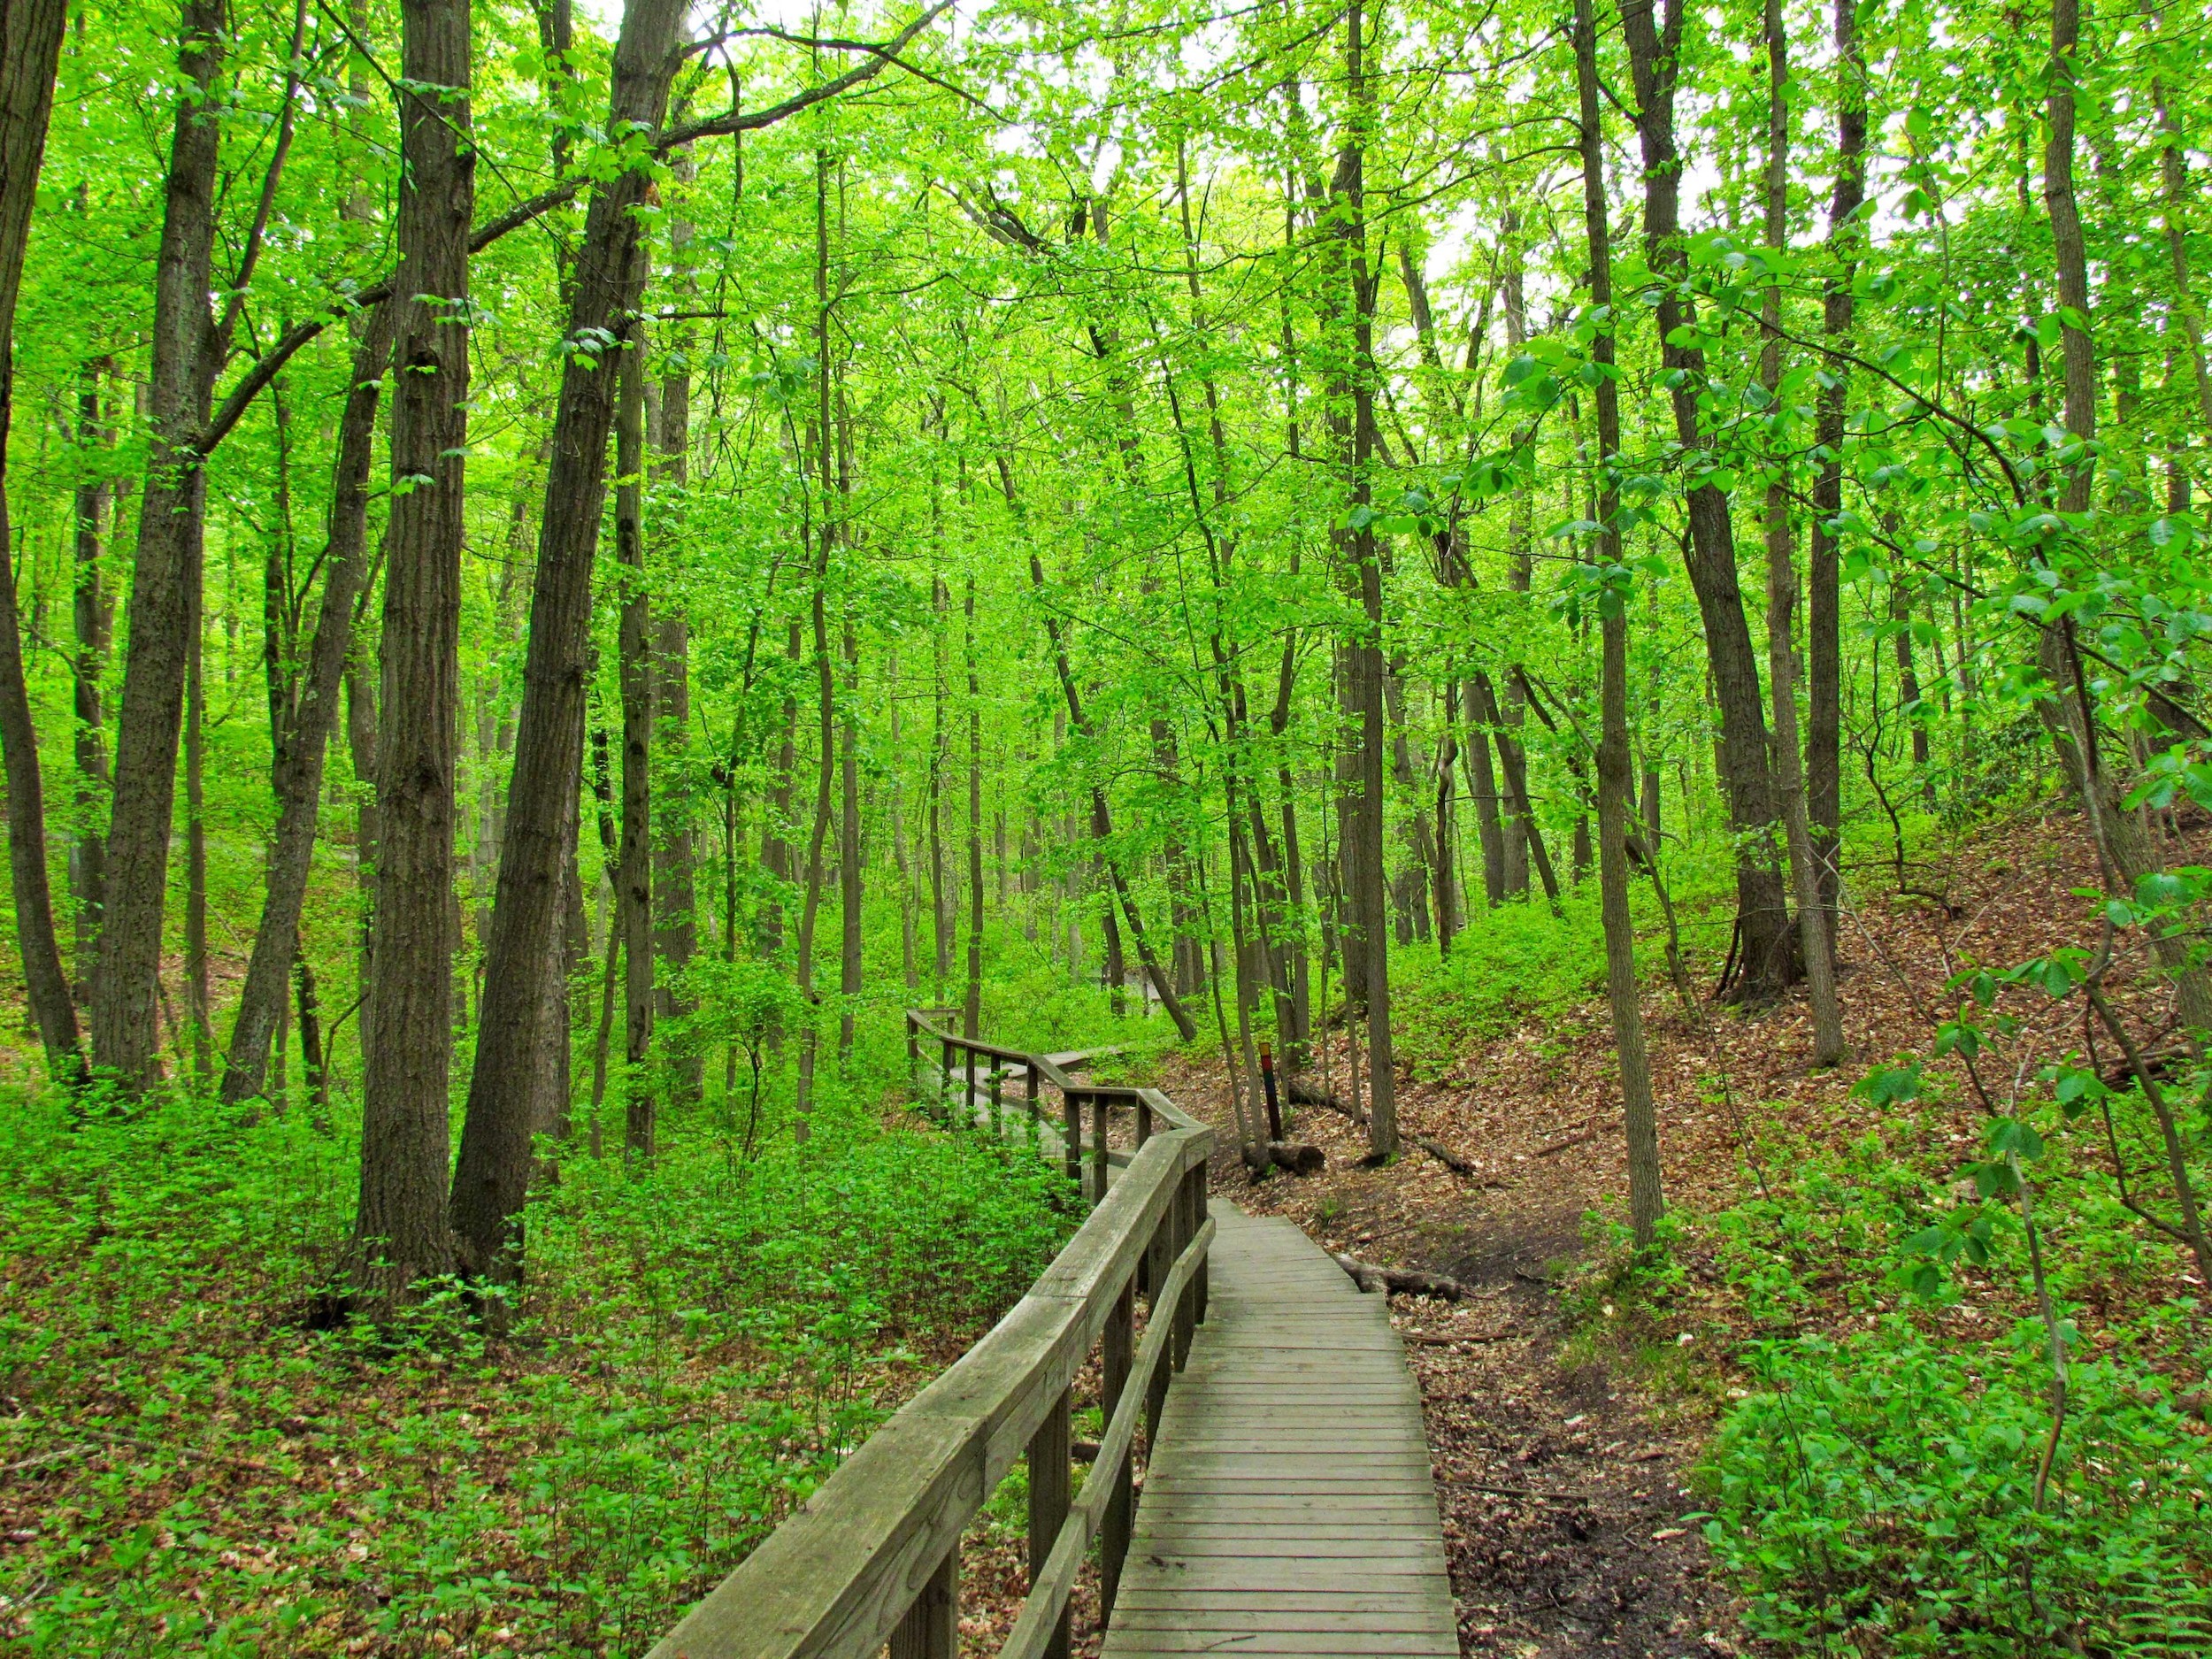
[1562,1074,2212,1654]
[0,1066,1079,1655]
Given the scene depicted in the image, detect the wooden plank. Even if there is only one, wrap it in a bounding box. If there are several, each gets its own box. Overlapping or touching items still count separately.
[1102,1201,1457,1659]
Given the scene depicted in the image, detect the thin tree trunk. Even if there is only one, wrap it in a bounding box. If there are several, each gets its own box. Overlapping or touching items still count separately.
[649,187,700,1102]
[2035,0,2212,1040]
[184,560,209,1079]
[69,355,113,1006]
[928,571,951,990]
[839,611,862,1056]
[1807,0,1867,942]
[1338,0,1394,1159]
[616,336,654,1157]
[1620,0,1795,1004]
[964,574,983,1039]
[450,0,685,1279]
[1573,0,1663,1245]
[1758,0,1846,1066]
[90,0,225,1093]
[357,0,471,1298]
[221,303,395,1102]
[792,147,837,1135]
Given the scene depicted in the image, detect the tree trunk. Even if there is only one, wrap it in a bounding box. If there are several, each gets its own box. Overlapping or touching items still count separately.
[649,196,699,1102]
[793,149,837,1136]
[357,0,471,1298]
[91,0,225,1094]
[964,574,983,1039]
[451,0,685,1278]
[1573,0,1663,1245]
[615,337,654,1158]
[221,303,396,1103]
[1807,0,1867,940]
[1619,0,1795,1004]
[1758,0,1847,1067]
[69,356,113,1006]
[0,0,77,1081]
[1338,0,1394,1159]
[839,612,862,1056]
[2036,0,2212,1041]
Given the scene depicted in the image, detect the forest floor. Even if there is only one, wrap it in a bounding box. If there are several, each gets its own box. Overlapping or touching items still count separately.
[1149,802,2210,1659]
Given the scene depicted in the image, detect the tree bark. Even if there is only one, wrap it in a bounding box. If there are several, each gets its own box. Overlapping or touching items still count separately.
[649,184,699,1102]
[451,0,685,1277]
[90,0,225,1093]
[1574,0,1663,1245]
[1807,0,1867,939]
[1337,0,1394,1159]
[1758,0,1847,1067]
[357,0,471,1297]
[69,355,113,1006]
[0,0,75,1081]
[2035,0,2212,1041]
[221,304,396,1102]
[615,336,655,1157]
[1619,0,1795,1004]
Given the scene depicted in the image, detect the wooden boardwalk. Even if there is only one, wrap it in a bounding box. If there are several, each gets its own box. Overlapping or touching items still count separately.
[1102,1203,1459,1658]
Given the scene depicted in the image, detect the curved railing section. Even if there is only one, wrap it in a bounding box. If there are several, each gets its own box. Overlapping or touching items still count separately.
[648,1010,1216,1659]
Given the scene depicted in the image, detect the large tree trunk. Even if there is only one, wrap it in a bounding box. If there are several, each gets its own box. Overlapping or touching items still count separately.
[221,304,395,1103]
[451,0,686,1278]
[90,0,225,1094]
[1572,0,1662,1245]
[357,0,471,1298]
[0,0,75,1081]
[1619,0,1795,1004]
[1758,0,1846,1067]
[1807,0,1867,939]
[615,338,655,1157]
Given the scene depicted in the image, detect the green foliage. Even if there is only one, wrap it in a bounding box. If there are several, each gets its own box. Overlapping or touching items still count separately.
[1702,1325,2212,1655]
[0,1079,1076,1654]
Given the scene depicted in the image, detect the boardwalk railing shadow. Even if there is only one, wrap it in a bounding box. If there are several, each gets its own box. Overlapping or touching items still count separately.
[647,1010,1216,1659]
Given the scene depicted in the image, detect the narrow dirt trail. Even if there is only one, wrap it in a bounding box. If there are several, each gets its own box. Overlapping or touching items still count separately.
[1164,1048,1744,1659]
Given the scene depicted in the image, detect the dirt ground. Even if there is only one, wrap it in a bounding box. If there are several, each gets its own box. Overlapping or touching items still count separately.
[1143,804,2208,1658]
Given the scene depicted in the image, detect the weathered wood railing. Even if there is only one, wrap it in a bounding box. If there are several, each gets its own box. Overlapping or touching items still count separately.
[647,1010,1215,1659]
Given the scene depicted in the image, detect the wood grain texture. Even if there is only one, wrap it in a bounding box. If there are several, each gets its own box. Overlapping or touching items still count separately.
[1100,1207,1458,1659]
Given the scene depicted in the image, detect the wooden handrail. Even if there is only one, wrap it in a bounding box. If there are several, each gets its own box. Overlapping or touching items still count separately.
[647,1012,1215,1659]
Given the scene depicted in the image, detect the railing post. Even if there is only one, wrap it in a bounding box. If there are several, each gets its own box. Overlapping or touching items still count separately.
[888,1542,957,1659]
[1145,1191,1179,1446]
[940,1037,954,1112]
[1027,1388,1072,1659]
[1063,1088,1082,1190]
[1025,1062,1041,1149]
[906,1012,919,1079]
[1102,1278,1135,1620]
[988,1066,1004,1139]
[1173,1164,1200,1368]
[1133,1094,1150,1149]
[964,1042,979,1120]
[1090,1094,1110,1199]
[1187,1163,1210,1327]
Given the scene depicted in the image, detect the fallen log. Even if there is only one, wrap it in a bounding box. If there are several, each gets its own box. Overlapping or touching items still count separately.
[1286,1079,1474,1177]
[1264,1140,1325,1176]
[1331,1253,1472,1301]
